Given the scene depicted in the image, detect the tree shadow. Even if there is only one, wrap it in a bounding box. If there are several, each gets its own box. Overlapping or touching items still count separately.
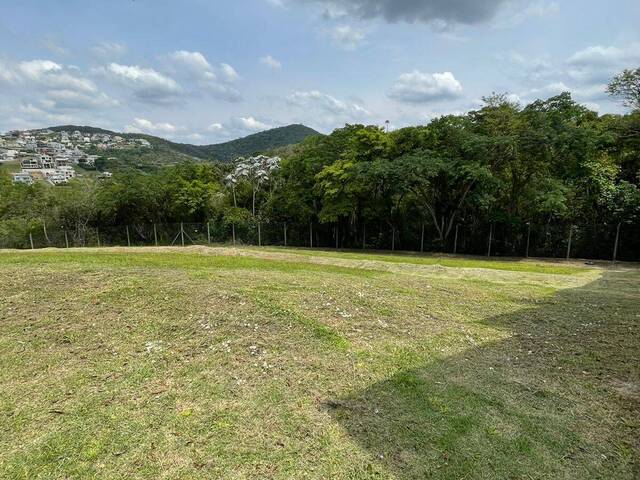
[325,270,639,478]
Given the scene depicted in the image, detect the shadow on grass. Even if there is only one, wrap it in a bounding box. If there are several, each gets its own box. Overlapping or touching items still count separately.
[325,271,640,478]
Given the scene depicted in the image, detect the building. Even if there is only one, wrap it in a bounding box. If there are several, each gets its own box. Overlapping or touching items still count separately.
[12,172,33,184]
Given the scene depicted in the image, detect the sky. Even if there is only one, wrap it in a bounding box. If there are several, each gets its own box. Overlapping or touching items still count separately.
[0,0,639,144]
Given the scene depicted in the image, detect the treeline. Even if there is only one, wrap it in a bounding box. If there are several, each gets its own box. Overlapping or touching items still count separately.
[1,91,639,260]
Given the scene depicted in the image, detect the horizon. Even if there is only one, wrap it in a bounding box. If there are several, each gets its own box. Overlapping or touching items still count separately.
[1,1,639,144]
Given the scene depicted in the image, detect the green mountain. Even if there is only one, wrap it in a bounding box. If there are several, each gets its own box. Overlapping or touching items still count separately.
[46,124,321,163]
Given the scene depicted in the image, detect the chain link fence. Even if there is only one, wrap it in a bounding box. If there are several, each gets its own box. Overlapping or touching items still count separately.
[1,218,638,263]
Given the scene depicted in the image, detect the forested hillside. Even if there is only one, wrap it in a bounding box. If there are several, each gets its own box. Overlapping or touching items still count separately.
[48,124,320,164]
[3,71,639,261]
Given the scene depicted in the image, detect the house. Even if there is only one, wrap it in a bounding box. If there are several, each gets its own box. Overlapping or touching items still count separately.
[12,172,33,184]
[20,155,40,169]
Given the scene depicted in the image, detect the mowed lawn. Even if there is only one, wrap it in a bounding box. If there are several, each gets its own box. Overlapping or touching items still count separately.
[0,247,638,479]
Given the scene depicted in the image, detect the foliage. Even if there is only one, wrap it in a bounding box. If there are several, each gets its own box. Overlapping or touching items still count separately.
[2,81,640,259]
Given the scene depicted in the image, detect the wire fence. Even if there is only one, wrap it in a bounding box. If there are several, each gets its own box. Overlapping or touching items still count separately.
[1,218,638,263]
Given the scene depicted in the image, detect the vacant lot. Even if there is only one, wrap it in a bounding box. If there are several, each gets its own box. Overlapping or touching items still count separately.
[0,247,638,479]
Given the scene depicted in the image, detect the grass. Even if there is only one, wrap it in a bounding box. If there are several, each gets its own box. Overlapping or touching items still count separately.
[0,246,638,479]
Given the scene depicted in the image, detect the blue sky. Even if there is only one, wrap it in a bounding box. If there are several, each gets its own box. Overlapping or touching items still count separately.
[1,0,639,143]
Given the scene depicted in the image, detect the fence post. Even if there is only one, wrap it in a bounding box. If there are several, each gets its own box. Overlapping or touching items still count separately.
[180,222,185,246]
[284,223,287,247]
[454,224,459,255]
[487,223,493,257]
[258,222,262,247]
[566,225,574,260]
[232,223,236,246]
[207,221,211,245]
[391,226,396,251]
[362,223,366,250]
[126,225,131,247]
[612,222,621,263]
[29,232,34,250]
[64,230,69,249]
[525,222,531,258]
[309,221,313,248]
[96,227,101,248]
[335,224,338,249]
[154,223,158,246]
[420,222,425,253]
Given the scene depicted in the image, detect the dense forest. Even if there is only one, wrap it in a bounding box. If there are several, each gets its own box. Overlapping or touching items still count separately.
[2,71,639,260]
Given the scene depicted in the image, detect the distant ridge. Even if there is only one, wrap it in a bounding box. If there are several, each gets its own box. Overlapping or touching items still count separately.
[45,124,321,162]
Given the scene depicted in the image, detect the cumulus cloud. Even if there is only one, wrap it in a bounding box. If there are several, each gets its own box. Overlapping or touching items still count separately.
[166,51,241,101]
[219,63,239,83]
[15,59,97,93]
[124,117,182,134]
[232,116,273,131]
[388,71,463,103]
[567,44,640,68]
[97,63,183,103]
[330,25,365,49]
[260,55,282,69]
[566,43,640,85]
[207,122,224,132]
[288,90,370,117]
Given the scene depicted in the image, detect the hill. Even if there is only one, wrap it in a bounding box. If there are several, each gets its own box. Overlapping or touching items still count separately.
[47,124,321,163]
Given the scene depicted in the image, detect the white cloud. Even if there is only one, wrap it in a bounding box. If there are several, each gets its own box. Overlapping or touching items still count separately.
[388,71,463,103]
[260,55,282,69]
[566,43,640,85]
[42,89,118,111]
[98,63,183,103]
[207,122,224,132]
[330,25,365,50]
[16,59,98,93]
[166,51,241,101]
[124,117,182,134]
[567,44,640,68]
[219,63,239,83]
[91,41,127,59]
[288,90,370,117]
[233,116,273,131]
[168,50,215,78]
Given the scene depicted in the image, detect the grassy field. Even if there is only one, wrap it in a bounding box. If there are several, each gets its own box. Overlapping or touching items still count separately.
[0,247,638,479]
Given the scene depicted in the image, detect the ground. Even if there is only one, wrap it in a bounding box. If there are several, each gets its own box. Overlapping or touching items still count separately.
[0,247,638,479]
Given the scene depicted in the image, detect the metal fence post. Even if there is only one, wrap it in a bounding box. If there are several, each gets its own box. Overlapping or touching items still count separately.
[309,222,313,248]
[487,223,493,257]
[154,223,158,246]
[29,232,34,250]
[613,222,621,263]
[362,223,366,250]
[126,225,131,247]
[64,230,69,249]
[525,222,531,258]
[566,225,573,260]
[284,222,288,247]
[180,222,185,246]
[391,226,396,251]
[207,221,211,245]
[258,222,262,247]
[453,224,459,255]
[232,223,236,246]
[96,227,101,248]
[420,222,425,253]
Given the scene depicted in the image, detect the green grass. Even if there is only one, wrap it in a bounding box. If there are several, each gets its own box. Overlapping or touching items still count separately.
[0,247,638,479]
[258,246,588,275]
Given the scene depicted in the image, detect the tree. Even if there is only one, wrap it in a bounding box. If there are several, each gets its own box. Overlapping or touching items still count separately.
[607,68,640,110]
